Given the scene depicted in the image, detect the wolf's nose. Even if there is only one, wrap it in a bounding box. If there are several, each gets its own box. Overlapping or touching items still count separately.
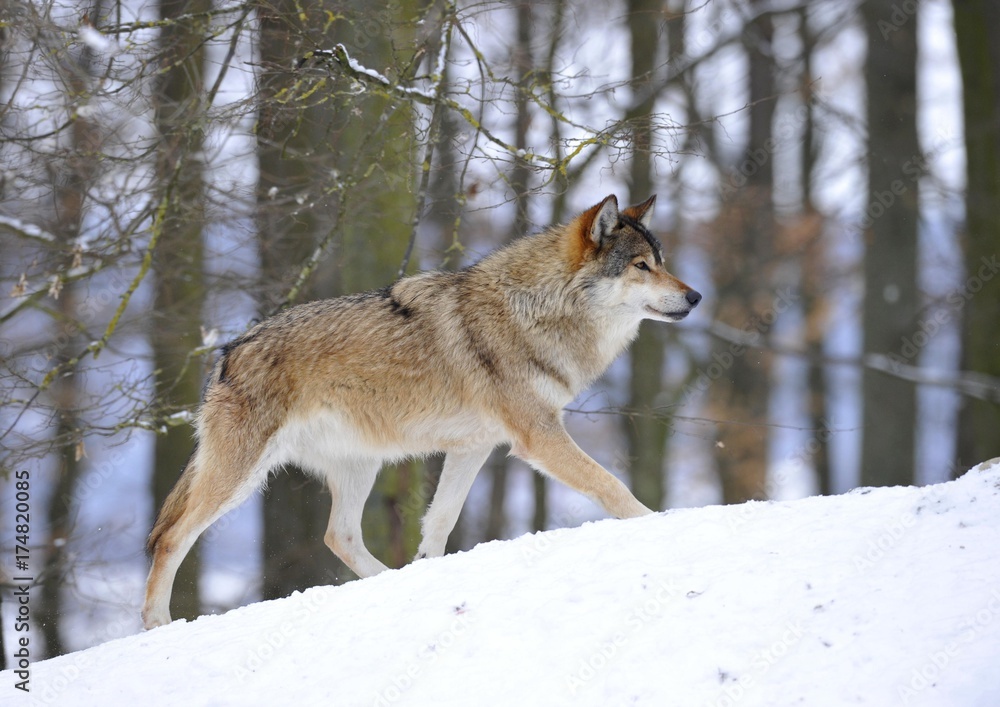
[685,290,702,307]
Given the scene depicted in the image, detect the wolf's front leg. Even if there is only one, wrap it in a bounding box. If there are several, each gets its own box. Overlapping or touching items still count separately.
[509,411,653,518]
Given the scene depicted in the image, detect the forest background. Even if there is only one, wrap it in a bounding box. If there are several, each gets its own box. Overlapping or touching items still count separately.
[1,0,999,661]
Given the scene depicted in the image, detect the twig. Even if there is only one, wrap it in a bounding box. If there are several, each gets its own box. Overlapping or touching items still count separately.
[398,6,454,278]
[697,321,1000,403]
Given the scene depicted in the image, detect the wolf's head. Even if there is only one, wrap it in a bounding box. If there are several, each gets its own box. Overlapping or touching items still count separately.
[570,195,701,323]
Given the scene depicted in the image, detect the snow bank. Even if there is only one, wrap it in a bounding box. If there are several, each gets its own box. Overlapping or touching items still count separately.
[9,459,1000,707]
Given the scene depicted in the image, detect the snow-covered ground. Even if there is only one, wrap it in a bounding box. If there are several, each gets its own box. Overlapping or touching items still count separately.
[8,459,1000,707]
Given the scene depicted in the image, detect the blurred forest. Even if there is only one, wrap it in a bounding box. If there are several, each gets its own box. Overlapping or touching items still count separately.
[1,0,999,660]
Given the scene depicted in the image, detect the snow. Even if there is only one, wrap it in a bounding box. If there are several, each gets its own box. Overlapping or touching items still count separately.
[9,459,1000,707]
[0,215,56,244]
[77,25,115,54]
[327,44,438,101]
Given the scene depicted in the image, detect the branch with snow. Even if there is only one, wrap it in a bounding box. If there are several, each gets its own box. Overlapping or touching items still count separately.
[0,214,58,244]
[77,24,119,55]
[300,43,558,169]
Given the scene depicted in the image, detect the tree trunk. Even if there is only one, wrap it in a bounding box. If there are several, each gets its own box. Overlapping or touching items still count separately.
[953,0,1000,472]
[859,0,919,487]
[40,279,82,660]
[709,2,776,503]
[797,7,832,494]
[487,0,534,537]
[625,0,670,512]
[256,2,421,594]
[150,0,210,621]
[346,5,422,571]
[36,5,103,656]
[256,0,347,595]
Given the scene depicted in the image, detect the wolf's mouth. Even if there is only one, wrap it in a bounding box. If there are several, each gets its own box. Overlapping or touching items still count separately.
[645,306,690,320]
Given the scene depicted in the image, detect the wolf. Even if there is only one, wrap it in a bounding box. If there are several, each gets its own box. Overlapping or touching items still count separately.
[142,194,701,629]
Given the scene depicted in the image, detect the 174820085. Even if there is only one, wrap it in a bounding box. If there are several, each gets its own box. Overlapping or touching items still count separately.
[13,468,33,693]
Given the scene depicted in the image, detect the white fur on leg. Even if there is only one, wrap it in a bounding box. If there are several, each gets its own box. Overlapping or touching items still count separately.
[416,447,493,560]
[324,458,390,578]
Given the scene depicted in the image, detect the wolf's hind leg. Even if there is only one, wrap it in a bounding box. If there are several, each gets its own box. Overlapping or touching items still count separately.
[415,447,494,560]
[143,447,262,629]
[323,459,390,578]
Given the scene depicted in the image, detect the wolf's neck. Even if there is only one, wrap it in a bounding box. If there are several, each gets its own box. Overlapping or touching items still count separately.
[589,312,643,375]
[505,278,642,391]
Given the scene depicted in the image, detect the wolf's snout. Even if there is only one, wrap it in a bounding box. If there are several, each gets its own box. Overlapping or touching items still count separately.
[685,290,702,308]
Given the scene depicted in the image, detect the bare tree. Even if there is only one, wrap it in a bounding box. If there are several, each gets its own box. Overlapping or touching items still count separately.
[148,0,212,622]
[860,0,919,486]
[5,0,997,653]
[953,0,1000,470]
[37,0,106,656]
[707,0,778,503]
[624,0,672,511]
[794,6,832,495]
[484,0,535,542]
[255,0,348,599]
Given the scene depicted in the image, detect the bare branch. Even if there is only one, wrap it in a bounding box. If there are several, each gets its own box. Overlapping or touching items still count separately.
[699,321,1000,404]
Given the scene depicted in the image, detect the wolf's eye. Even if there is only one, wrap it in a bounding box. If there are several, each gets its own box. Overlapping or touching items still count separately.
[634,261,650,272]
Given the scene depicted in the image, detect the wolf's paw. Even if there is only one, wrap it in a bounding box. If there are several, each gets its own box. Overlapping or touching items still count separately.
[141,606,171,631]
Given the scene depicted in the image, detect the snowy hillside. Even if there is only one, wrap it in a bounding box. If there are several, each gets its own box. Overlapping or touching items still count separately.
[9,459,1000,707]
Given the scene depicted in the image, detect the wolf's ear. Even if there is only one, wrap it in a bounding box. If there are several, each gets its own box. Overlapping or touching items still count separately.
[587,195,620,246]
[623,195,656,230]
